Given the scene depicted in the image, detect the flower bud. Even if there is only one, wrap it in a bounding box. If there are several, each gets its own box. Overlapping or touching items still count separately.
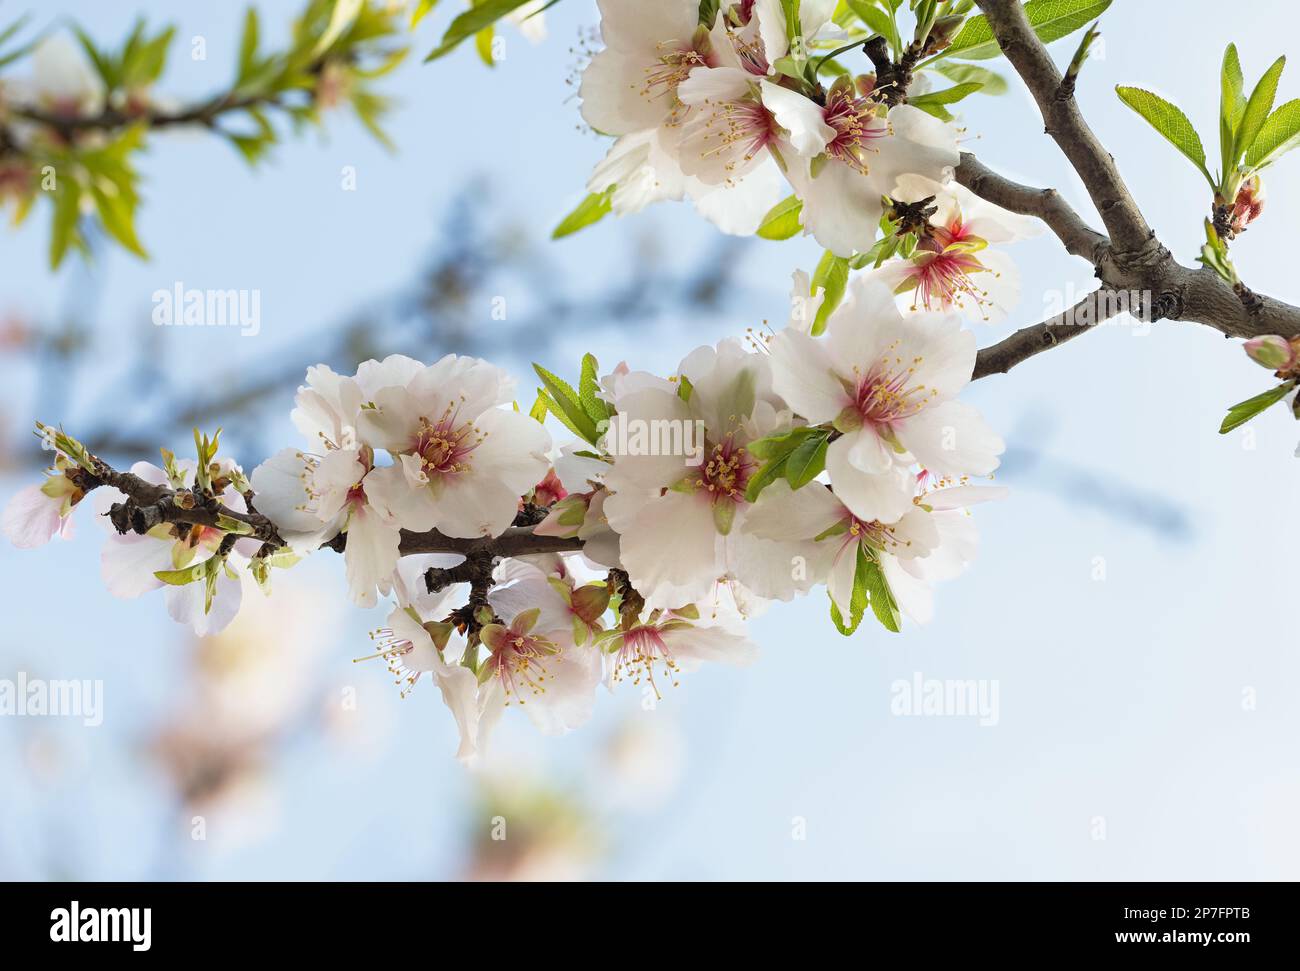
[1244,335,1296,371]
[1230,175,1266,235]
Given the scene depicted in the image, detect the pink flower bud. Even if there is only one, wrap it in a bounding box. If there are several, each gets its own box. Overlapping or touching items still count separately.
[1230,176,1266,234]
[1244,335,1295,371]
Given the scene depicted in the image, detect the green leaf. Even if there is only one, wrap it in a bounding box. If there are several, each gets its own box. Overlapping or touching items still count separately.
[579,353,612,422]
[810,250,850,336]
[1236,56,1286,170]
[783,431,830,489]
[829,544,871,636]
[88,180,147,259]
[1218,380,1296,434]
[743,455,789,504]
[1246,99,1300,169]
[425,0,533,62]
[410,0,440,27]
[909,81,983,107]
[533,364,602,445]
[1115,86,1213,187]
[934,61,1008,95]
[944,0,1113,61]
[552,187,614,240]
[474,25,495,67]
[1221,43,1246,157]
[49,178,82,270]
[154,562,207,587]
[860,553,902,633]
[756,195,804,240]
[744,426,829,501]
[846,0,899,53]
[528,391,549,424]
[237,7,260,84]
[314,0,363,57]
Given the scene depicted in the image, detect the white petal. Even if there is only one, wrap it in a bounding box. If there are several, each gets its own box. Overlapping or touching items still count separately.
[767,328,846,424]
[616,489,720,609]
[826,434,914,523]
[894,399,1004,478]
[743,479,844,541]
[760,81,834,156]
[343,505,400,607]
[100,533,171,598]
[2,484,67,549]
[880,552,933,624]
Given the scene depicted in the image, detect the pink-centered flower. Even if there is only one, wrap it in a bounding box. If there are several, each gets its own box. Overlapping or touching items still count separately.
[745,478,1007,625]
[768,277,1003,524]
[872,175,1040,324]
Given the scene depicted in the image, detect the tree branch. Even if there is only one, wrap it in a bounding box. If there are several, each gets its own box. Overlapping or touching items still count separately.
[85,456,585,561]
[973,0,1156,259]
[955,0,1300,378]
[973,289,1126,379]
[954,153,1107,262]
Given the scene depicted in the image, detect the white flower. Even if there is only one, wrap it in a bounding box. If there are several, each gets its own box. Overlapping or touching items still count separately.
[768,277,1003,523]
[360,556,481,761]
[781,90,960,257]
[253,360,416,607]
[2,466,81,549]
[586,126,784,237]
[578,0,716,136]
[745,478,1007,625]
[357,354,552,539]
[602,338,823,609]
[476,600,603,744]
[601,607,759,696]
[28,33,105,117]
[870,174,1042,324]
[489,554,611,646]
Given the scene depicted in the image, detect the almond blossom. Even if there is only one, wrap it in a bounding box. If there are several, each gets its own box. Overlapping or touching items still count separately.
[767,277,1004,524]
[357,554,480,761]
[599,604,759,697]
[601,338,823,610]
[477,587,603,743]
[251,361,402,608]
[872,174,1042,324]
[745,478,1007,627]
[356,354,551,539]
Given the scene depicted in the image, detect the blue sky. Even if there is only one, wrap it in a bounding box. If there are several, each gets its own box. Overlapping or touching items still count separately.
[1,0,1298,880]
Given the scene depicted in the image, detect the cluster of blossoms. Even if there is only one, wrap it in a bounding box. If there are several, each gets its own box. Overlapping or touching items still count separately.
[579,0,1038,321]
[4,263,1006,759]
[0,0,1039,761]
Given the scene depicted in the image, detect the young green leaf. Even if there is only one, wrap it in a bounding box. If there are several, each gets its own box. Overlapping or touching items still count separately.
[943,0,1112,61]
[1236,55,1286,170]
[783,430,831,489]
[1115,86,1214,187]
[1245,99,1300,169]
[830,545,872,636]
[908,81,983,108]
[756,195,804,240]
[425,0,534,62]
[934,61,1008,95]
[552,188,614,240]
[846,0,900,54]
[1216,44,1248,167]
[810,250,850,336]
[860,553,902,633]
[1219,380,1296,434]
[578,353,612,423]
[533,364,602,445]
